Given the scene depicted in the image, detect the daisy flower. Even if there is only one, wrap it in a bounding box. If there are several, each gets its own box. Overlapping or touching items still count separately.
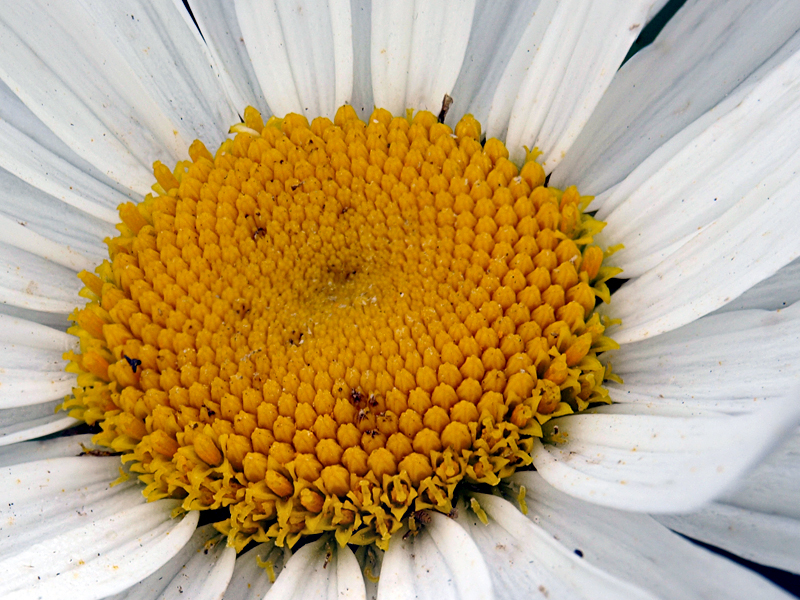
[1,0,800,598]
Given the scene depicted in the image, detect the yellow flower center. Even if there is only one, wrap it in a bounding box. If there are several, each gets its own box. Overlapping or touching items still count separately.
[63,105,618,551]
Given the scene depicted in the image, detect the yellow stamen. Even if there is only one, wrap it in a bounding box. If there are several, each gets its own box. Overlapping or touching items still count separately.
[63,105,617,551]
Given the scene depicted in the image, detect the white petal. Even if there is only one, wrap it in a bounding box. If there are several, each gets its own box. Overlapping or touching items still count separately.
[0,164,114,263]
[661,504,800,578]
[159,540,234,600]
[1,457,136,551]
[461,493,655,600]
[0,433,96,468]
[329,0,355,111]
[509,471,795,599]
[658,428,800,574]
[267,536,365,600]
[596,34,800,283]
[188,0,269,116]
[605,149,800,342]
[0,313,76,350]
[448,0,545,129]
[0,104,126,224]
[552,0,800,196]
[222,542,287,600]
[0,211,100,273]
[0,313,78,413]
[0,243,83,313]
[606,302,800,413]
[0,455,199,599]
[237,0,353,120]
[107,525,236,600]
[0,400,78,446]
[349,0,374,119]
[487,1,565,147]
[377,512,492,600]
[371,1,476,117]
[0,1,191,194]
[531,396,800,513]
[0,79,134,197]
[283,0,351,116]
[235,0,302,118]
[503,0,655,166]
[0,343,67,371]
[0,366,74,409]
[714,256,800,313]
[720,426,800,519]
[369,2,413,117]
[645,0,670,19]
[405,1,476,114]
[0,303,71,330]
[83,0,238,151]
[0,68,130,221]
